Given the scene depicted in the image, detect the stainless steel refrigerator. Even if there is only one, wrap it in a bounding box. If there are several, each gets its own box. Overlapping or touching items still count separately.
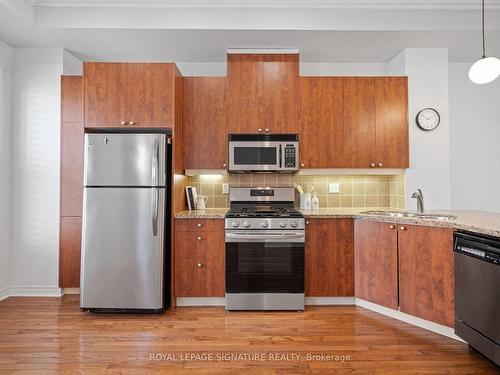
[80,133,171,312]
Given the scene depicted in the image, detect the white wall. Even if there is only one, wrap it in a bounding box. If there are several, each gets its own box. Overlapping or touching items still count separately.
[389,49,451,211]
[9,48,65,292]
[0,39,13,294]
[449,63,500,213]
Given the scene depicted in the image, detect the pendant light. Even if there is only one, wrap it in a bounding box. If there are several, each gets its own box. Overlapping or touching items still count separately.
[469,0,500,84]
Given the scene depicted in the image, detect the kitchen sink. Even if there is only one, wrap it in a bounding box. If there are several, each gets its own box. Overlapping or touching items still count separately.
[360,211,456,221]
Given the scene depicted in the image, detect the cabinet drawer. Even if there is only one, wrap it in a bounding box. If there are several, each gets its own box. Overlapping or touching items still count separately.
[175,256,224,297]
[175,219,224,232]
[175,230,224,259]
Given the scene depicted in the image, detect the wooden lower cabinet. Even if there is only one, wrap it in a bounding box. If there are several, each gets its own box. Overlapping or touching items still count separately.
[174,219,225,297]
[59,217,82,288]
[305,218,354,296]
[354,220,399,309]
[398,225,454,327]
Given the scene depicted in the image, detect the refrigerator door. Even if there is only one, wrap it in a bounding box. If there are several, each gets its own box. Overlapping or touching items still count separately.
[84,133,167,187]
[81,187,165,310]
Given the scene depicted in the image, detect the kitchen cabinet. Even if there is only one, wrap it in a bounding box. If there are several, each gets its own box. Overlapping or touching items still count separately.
[174,219,225,297]
[297,77,344,168]
[343,77,408,169]
[227,54,299,134]
[59,76,84,288]
[305,218,354,297]
[398,225,454,327]
[84,62,177,128]
[183,77,228,170]
[59,217,82,288]
[354,220,399,309]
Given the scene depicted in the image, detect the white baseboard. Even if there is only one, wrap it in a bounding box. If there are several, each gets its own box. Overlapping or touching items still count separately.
[355,298,463,342]
[305,297,355,305]
[176,297,226,306]
[62,288,80,295]
[0,286,62,300]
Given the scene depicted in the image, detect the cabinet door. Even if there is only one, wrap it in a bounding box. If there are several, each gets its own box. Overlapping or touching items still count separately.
[84,63,127,127]
[183,77,228,169]
[126,63,174,127]
[227,54,264,134]
[61,76,83,123]
[354,220,398,309]
[374,77,409,168]
[262,54,299,134]
[343,77,376,168]
[298,77,344,168]
[305,219,354,296]
[60,122,84,217]
[398,225,454,327]
[175,256,225,297]
[59,217,82,288]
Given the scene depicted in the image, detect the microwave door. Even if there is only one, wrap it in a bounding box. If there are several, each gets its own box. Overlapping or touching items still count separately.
[229,142,280,171]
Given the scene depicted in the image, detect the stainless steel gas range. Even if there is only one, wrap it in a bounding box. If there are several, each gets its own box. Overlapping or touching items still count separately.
[225,187,305,311]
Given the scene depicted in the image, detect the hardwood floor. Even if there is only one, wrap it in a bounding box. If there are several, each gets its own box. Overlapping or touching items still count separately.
[0,296,498,374]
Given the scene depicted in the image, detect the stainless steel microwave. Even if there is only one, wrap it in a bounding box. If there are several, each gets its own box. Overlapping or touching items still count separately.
[228,134,299,173]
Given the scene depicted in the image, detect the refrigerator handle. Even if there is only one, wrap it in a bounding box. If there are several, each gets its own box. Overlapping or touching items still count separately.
[152,139,159,187]
[152,188,159,236]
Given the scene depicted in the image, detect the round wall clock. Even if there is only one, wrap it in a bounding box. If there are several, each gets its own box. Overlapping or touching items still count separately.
[416,108,440,131]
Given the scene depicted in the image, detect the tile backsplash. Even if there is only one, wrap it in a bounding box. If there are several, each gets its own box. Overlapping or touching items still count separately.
[190,173,406,210]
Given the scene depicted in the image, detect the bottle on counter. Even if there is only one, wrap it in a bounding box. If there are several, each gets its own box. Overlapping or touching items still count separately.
[303,193,312,211]
[312,192,319,211]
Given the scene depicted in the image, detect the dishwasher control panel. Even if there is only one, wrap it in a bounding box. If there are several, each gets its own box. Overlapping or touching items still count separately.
[454,231,500,265]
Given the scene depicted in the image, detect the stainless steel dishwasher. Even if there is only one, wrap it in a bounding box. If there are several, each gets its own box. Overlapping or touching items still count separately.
[454,231,500,366]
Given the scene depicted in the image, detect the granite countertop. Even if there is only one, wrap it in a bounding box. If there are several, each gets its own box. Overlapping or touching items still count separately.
[174,208,500,238]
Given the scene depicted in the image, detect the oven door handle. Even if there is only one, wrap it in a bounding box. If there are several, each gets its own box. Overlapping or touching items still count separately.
[225,232,305,243]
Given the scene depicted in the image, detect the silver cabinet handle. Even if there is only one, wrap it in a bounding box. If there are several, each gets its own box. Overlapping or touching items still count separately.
[265,128,270,133]
[197,236,202,241]
[223,163,227,168]
[306,221,310,225]
[370,163,376,167]
[151,188,159,236]
[400,226,406,231]
[378,163,383,167]
[121,121,126,125]
[197,263,203,268]
[129,121,136,125]
[258,128,263,132]
[300,163,305,167]
[389,225,395,229]
[197,223,202,228]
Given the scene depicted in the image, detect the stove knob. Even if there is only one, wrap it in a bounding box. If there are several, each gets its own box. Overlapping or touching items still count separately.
[290,220,299,228]
[260,221,269,228]
[279,221,287,228]
[243,220,251,228]
[231,221,240,228]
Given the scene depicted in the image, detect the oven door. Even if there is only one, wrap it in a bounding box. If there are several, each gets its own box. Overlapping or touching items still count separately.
[228,141,281,172]
[225,231,305,293]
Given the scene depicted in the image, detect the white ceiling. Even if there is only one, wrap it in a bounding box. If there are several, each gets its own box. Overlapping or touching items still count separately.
[1,0,500,63]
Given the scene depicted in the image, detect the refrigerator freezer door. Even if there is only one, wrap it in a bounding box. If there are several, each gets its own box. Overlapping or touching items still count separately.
[84,133,167,187]
[81,187,165,310]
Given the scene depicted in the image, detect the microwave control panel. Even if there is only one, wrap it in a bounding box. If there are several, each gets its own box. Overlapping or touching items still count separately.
[284,145,297,168]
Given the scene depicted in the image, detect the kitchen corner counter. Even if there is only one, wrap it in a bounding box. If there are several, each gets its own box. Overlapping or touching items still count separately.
[175,209,228,219]
[301,208,500,238]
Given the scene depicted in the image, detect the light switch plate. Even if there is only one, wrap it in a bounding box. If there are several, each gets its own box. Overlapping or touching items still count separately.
[329,183,340,194]
[222,183,229,194]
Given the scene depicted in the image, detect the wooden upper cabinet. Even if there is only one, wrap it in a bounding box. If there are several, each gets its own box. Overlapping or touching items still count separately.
[227,53,299,134]
[262,54,299,134]
[354,220,399,309]
[298,77,344,168]
[227,54,264,134]
[84,62,176,128]
[398,225,454,327]
[305,218,354,297]
[374,77,409,168]
[343,77,376,168]
[183,77,228,170]
[84,63,127,127]
[126,63,174,127]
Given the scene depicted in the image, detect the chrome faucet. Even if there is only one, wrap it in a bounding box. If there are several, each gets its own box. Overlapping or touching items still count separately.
[411,189,424,214]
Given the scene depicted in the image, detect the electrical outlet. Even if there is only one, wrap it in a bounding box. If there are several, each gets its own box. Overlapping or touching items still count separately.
[222,183,229,194]
[329,183,340,194]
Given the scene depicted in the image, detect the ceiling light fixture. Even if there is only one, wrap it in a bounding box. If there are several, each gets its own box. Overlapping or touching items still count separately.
[469,0,500,84]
